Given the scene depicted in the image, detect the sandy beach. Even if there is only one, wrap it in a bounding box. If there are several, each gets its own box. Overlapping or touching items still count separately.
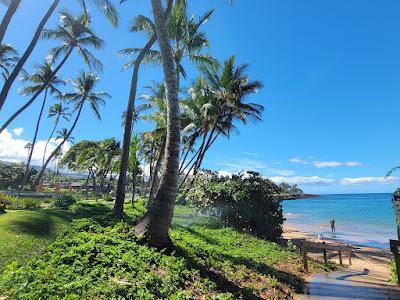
[282,224,394,281]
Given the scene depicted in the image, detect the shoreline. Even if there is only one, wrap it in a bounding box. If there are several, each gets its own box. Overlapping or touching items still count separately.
[282,223,394,280]
[274,194,320,201]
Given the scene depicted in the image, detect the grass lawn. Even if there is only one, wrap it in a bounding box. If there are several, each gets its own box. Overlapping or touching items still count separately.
[0,201,331,299]
[0,209,73,271]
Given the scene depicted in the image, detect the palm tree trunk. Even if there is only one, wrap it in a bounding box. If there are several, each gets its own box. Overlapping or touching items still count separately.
[34,101,83,188]
[147,135,166,207]
[0,46,73,134]
[22,89,48,190]
[42,121,58,167]
[134,0,180,249]
[131,170,136,205]
[0,0,60,111]
[0,0,21,45]
[114,0,173,218]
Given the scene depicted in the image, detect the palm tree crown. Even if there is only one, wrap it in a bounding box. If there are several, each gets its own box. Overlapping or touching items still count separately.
[0,44,18,80]
[42,11,105,71]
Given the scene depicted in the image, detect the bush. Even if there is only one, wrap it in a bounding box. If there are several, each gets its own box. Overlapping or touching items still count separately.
[187,170,284,241]
[53,195,76,210]
[0,193,43,210]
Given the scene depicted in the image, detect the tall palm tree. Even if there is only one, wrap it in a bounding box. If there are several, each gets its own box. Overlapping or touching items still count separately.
[53,128,75,179]
[113,0,173,217]
[35,72,109,187]
[0,0,22,45]
[134,0,180,249]
[0,43,18,80]
[42,103,70,167]
[20,61,64,189]
[0,0,118,112]
[0,11,104,133]
[186,56,264,179]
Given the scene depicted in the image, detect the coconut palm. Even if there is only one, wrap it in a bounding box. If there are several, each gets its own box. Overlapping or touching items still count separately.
[0,44,18,80]
[35,72,110,187]
[19,61,64,189]
[133,0,180,249]
[53,128,75,178]
[188,56,264,177]
[0,0,118,112]
[0,11,104,128]
[42,103,70,167]
[0,0,22,45]
[113,0,173,217]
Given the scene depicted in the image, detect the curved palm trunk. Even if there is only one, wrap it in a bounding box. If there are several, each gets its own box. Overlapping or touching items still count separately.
[21,89,48,190]
[42,121,58,167]
[147,135,166,207]
[34,102,83,188]
[0,46,73,134]
[0,0,60,111]
[0,0,22,45]
[114,0,173,218]
[135,0,180,249]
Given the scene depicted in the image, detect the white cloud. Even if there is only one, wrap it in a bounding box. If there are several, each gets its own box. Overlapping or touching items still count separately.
[242,152,259,157]
[12,127,24,137]
[269,176,335,186]
[312,160,363,168]
[0,129,71,168]
[290,158,309,165]
[340,176,400,186]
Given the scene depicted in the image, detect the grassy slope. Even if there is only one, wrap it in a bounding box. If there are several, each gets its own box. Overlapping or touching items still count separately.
[0,209,73,271]
[0,202,330,299]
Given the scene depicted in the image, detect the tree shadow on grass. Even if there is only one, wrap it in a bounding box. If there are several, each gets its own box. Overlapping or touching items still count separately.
[174,244,263,300]
[8,213,56,237]
[174,225,305,297]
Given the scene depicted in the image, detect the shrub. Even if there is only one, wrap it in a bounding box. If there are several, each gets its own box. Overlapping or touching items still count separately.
[187,170,284,241]
[0,193,43,210]
[53,194,76,210]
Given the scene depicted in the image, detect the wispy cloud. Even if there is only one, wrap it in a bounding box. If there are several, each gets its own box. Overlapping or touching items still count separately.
[340,176,400,186]
[289,157,363,168]
[269,176,335,186]
[242,151,259,157]
[290,158,309,165]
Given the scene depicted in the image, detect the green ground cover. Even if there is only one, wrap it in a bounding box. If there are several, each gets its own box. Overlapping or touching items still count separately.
[0,200,330,299]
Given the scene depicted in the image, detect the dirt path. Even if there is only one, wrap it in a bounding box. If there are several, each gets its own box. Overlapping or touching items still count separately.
[283,225,400,299]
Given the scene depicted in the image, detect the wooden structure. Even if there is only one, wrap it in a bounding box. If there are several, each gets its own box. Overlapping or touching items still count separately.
[301,240,352,272]
[390,239,400,283]
[393,193,400,221]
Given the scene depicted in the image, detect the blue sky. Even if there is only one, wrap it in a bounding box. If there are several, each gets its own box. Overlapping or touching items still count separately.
[1,0,400,194]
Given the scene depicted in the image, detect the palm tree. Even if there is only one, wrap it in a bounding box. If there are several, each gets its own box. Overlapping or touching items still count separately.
[0,11,104,130]
[0,43,18,80]
[20,61,64,189]
[42,103,70,167]
[134,0,180,249]
[53,128,75,179]
[138,82,168,205]
[0,0,22,45]
[35,72,110,188]
[24,142,32,157]
[113,0,173,217]
[184,56,264,181]
[0,0,118,112]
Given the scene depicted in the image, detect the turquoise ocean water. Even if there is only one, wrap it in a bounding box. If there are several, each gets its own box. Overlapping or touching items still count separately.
[282,193,398,249]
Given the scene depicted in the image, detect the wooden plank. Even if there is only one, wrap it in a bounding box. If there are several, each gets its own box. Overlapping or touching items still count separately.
[348,250,352,265]
[302,241,351,252]
[339,251,343,265]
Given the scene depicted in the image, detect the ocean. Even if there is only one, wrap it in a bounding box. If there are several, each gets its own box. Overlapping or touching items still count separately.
[282,193,398,249]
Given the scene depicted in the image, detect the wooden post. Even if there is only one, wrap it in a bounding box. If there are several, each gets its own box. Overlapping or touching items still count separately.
[338,250,343,266]
[323,242,328,265]
[390,239,400,283]
[302,242,309,272]
[348,250,352,265]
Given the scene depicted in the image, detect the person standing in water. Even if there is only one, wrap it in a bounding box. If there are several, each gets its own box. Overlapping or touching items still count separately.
[330,219,336,235]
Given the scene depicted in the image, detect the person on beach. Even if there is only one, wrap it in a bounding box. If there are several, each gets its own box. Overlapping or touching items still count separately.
[330,219,336,235]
